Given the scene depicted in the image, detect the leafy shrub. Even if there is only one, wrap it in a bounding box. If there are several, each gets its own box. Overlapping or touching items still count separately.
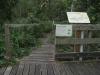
[56,45,73,53]
[9,22,53,60]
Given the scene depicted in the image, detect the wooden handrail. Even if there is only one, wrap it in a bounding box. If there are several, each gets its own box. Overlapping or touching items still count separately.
[56,38,100,44]
[55,52,100,61]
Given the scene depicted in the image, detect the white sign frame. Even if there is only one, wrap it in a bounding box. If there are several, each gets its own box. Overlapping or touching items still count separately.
[56,24,72,37]
[67,12,90,23]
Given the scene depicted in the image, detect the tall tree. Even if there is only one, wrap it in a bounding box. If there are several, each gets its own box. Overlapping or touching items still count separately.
[71,0,100,23]
[0,0,17,24]
[0,0,17,60]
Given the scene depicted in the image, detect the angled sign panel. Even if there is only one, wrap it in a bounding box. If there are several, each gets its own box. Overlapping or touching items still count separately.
[67,12,90,23]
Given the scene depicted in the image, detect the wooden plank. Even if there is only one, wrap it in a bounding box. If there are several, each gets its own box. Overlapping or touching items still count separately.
[73,63,87,75]
[55,52,100,61]
[93,63,100,75]
[76,63,91,75]
[56,52,100,57]
[63,63,73,75]
[7,24,39,28]
[87,63,99,75]
[22,64,29,75]
[35,64,41,75]
[29,64,35,75]
[47,64,55,75]
[83,63,95,75]
[40,64,47,75]
[16,64,24,75]
[57,63,67,75]
[73,24,100,30]
[8,24,100,30]
[10,65,19,75]
[52,64,60,75]
[0,67,7,75]
[4,66,12,75]
[55,24,100,30]
[56,38,100,44]
[67,63,80,75]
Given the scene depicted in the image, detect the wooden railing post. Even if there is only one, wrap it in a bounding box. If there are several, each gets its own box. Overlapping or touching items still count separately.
[4,24,12,60]
[74,30,81,52]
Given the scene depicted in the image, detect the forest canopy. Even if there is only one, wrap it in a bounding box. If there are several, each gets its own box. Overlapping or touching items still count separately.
[0,0,100,24]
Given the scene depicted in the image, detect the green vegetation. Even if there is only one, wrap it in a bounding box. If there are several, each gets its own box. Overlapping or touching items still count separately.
[0,0,100,66]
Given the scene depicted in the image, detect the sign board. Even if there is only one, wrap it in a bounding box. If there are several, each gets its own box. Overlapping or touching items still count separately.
[56,24,72,37]
[67,12,90,23]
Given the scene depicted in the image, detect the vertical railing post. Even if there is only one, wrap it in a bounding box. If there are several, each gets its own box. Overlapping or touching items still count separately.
[79,31,84,61]
[4,24,12,60]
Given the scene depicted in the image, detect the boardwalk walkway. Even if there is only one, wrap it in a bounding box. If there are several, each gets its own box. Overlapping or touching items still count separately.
[21,34,55,64]
[1,62,100,75]
[0,34,100,75]
[21,44,55,64]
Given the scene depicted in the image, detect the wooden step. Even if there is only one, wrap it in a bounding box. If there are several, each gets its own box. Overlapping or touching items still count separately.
[22,57,54,60]
[21,59,54,62]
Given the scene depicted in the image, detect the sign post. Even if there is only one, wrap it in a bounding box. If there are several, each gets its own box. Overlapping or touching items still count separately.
[67,12,90,60]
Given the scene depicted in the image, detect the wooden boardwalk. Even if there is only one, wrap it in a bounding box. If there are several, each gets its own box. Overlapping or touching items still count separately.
[21,35,55,64]
[0,62,100,75]
[1,34,100,75]
[21,44,55,64]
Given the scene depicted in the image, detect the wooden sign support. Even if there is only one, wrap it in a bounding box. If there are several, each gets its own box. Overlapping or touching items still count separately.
[67,12,90,61]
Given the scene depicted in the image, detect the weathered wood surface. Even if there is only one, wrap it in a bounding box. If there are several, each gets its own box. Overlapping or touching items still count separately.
[20,35,55,64]
[73,24,100,30]
[55,24,100,30]
[20,44,55,64]
[56,38,100,44]
[1,62,100,75]
[55,52,100,61]
[6,24,100,30]
[6,24,39,28]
